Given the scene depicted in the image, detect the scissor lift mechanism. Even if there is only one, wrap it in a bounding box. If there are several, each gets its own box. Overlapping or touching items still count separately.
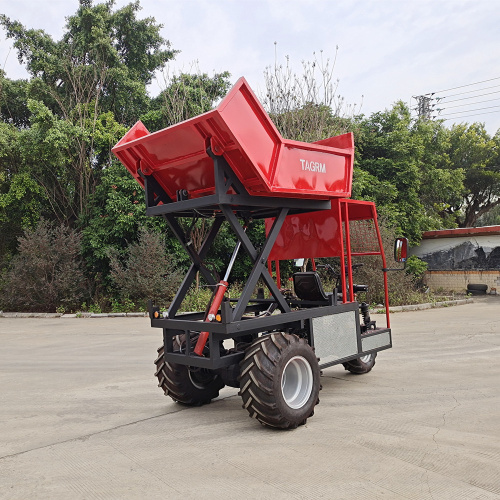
[141,149,391,370]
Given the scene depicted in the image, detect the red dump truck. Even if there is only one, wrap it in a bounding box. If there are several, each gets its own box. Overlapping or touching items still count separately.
[112,77,407,429]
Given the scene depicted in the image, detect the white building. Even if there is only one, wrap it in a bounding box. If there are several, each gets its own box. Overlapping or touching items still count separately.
[411,226,500,293]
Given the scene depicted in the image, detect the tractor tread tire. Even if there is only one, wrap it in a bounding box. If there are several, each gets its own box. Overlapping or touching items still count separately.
[343,352,377,374]
[467,283,487,293]
[155,345,224,406]
[239,333,321,429]
[467,283,488,292]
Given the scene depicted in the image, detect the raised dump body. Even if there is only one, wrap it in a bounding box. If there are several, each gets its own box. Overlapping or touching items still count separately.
[112,77,354,201]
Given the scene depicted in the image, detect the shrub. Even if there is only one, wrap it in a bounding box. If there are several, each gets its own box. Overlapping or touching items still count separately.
[108,227,182,308]
[312,221,432,307]
[179,285,214,313]
[405,255,428,283]
[0,220,86,312]
[178,281,269,313]
[352,223,431,306]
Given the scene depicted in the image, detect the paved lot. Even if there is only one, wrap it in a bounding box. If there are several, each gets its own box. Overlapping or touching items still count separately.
[1,298,500,499]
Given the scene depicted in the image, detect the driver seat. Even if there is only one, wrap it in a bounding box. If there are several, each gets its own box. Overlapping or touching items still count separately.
[293,272,369,302]
[293,272,330,302]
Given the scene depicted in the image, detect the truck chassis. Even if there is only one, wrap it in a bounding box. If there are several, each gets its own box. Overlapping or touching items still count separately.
[144,152,391,428]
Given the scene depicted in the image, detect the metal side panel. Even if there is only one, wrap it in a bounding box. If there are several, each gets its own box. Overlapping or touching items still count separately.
[361,330,392,352]
[311,311,359,365]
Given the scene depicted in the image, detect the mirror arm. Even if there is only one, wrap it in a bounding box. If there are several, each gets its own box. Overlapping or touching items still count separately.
[382,262,407,272]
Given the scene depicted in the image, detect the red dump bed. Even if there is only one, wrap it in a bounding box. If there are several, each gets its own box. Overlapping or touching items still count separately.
[112,77,354,200]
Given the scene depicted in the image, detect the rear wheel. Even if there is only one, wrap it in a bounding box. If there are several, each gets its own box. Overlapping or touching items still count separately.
[239,333,321,429]
[154,343,224,406]
[343,352,377,374]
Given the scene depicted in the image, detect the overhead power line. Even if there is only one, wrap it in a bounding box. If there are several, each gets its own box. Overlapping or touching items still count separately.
[414,76,500,124]
[437,83,500,100]
[437,90,500,104]
[423,76,500,96]
[436,97,500,111]
[439,104,500,117]
[441,109,500,121]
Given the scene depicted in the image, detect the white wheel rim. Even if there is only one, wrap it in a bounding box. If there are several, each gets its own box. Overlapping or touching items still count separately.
[281,356,314,409]
[188,369,214,390]
[188,370,205,390]
[359,354,372,364]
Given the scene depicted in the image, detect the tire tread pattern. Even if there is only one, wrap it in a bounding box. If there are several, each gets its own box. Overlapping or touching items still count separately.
[238,333,320,429]
[154,345,224,406]
[343,352,377,374]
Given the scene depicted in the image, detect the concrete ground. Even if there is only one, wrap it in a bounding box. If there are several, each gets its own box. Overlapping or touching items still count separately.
[1,298,499,499]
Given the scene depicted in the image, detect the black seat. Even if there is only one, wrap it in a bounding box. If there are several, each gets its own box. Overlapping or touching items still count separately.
[293,272,330,302]
[353,284,368,293]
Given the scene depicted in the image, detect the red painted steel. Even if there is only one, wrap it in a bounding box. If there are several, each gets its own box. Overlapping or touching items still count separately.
[266,199,390,323]
[112,76,390,325]
[112,77,354,200]
[194,281,228,356]
[266,199,380,262]
[343,202,354,302]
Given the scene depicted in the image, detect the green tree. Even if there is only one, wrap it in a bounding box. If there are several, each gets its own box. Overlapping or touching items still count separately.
[0,0,176,254]
[446,123,500,227]
[0,71,30,127]
[141,71,231,131]
[411,118,462,229]
[0,0,176,223]
[79,161,181,290]
[1,0,176,125]
[476,204,500,226]
[108,226,182,306]
[0,119,48,258]
[354,103,465,242]
[355,103,428,242]
[0,220,86,312]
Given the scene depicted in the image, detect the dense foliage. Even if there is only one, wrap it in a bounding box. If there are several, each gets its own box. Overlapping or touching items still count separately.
[2,220,86,311]
[1,1,499,311]
[354,106,500,241]
[0,1,231,311]
[108,226,182,306]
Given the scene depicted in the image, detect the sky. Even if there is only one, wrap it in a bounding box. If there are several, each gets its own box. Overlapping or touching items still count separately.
[1,0,500,134]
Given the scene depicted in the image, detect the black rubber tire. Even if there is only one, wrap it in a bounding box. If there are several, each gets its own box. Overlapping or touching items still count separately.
[343,352,377,374]
[238,333,321,429]
[467,283,487,293]
[467,283,488,291]
[154,344,224,406]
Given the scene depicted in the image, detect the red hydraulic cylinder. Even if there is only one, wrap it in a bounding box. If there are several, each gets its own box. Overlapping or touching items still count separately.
[193,281,228,356]
[194,226,246,356]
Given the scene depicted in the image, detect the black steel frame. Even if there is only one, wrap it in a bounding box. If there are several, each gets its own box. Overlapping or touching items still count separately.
[141,149,391,370]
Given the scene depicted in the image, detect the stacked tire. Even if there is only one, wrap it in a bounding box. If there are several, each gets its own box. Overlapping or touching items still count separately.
[467,283,488,295]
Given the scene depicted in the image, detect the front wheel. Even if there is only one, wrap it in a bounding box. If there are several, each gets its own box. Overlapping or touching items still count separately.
[343,352,377,374]
[239,333,321,429]
[154,345,224,406]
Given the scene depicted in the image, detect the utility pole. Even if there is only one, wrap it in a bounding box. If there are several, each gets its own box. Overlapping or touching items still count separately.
[413,94,433,120]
